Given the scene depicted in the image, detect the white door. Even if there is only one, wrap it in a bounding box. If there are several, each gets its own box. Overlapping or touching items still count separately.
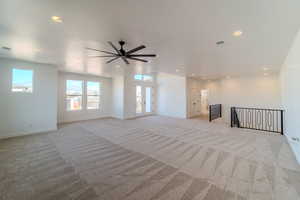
[200,89,209,115]
[190,88,201,117]
[136,85,154,115]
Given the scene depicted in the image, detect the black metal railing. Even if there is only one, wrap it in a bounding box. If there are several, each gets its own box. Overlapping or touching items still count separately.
[209,104,222,122]
[231,107,284,135]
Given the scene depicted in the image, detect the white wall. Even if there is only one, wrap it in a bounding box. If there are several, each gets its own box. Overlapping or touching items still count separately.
[280,29,300,163]
[58,72,112,123]
[0,58,58,139]
[205,74,282,123]
[157,73,187,118]
[112,75,125,119]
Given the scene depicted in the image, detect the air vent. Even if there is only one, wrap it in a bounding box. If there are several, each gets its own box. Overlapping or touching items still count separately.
[2,46,11,51]
[216,41,225,45]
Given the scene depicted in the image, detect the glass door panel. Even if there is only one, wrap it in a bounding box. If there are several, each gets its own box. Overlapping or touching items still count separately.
[136,85,143,114]
[145,87,152,113]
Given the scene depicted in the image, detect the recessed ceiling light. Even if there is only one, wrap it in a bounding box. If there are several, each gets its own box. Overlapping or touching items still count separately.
[51,16,63,23]
[233,30,243,37]
[263,67,269,71]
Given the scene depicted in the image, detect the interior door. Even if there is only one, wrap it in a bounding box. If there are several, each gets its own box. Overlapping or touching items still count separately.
[200,89,209,115]
[136,85,154,116]
[190,88,201,117]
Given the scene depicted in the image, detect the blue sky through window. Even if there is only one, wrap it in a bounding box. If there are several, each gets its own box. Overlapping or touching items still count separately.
[134,74,143,80]
[66,80,83,95]
[134,74,153,81]
[87,82,100,95]
[13,69,33,87]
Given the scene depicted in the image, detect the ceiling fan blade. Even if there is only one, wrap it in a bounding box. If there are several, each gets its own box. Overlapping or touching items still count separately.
[126,45,146,55]
[88,55,118,57]
[128,54,156,57]
[107,41,121,55]
[86,48,118,56]
[106,56,120,64]
[127,57,148,63]
[121,56,130,64]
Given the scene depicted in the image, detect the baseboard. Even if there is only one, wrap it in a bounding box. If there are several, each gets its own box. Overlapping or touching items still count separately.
[285,135,300,165]
[0,128,58,140]
[125,114,156,120]
[58,116,114,125]
[156,114,187,119]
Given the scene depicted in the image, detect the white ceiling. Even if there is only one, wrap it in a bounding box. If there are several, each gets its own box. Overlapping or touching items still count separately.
[1,0,300,78]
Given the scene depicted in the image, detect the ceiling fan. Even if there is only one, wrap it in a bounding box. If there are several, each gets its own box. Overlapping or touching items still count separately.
[86,41,156,65]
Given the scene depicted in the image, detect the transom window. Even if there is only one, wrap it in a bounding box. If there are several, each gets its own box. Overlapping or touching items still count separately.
[134,74,153,82]
[12,68,33,93]
[66,80,83,111]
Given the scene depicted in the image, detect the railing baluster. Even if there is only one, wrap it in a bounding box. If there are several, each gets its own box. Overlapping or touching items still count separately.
[281,110,284,135]
[276,111,278,132]
[209,104,222,122]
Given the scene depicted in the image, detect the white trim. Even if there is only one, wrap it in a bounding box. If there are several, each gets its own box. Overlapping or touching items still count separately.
[285,134,300,164]
[0,128,58,140]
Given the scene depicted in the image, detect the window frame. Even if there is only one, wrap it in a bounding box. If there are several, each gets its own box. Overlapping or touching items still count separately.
[65,80,84,112]
[86,81,101,110]
[12,68,34,93]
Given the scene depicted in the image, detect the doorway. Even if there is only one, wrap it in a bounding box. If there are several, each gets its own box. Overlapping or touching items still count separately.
[200,89,209,115]
[136,85,154,116]
[190,88,202,117]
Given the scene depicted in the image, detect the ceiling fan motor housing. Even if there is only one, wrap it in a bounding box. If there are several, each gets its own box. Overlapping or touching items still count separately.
[119,41,126,55]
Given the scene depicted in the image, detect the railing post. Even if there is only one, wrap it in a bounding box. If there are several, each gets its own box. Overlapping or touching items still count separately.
[209,105,212,122]
[231,107,234,127]
[281,110,284,135]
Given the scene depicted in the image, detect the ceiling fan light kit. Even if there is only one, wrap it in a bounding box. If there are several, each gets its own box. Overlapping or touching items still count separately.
[87,41,156,64]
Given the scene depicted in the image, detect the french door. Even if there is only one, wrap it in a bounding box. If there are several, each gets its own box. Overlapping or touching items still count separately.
[136,85,154,115]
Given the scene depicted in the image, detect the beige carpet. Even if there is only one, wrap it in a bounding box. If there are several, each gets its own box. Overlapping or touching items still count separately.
[1,116,300,200]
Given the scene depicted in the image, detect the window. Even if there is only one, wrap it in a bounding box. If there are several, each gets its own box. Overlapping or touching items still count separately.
[134,74,143,81]
[66,80,83,111]
[143,75,153,82]
[87,81,100,110]
[12,68,33,93]
[134,74,153,82]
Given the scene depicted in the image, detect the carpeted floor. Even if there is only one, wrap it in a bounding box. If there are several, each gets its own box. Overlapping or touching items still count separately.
[1,116,300,200]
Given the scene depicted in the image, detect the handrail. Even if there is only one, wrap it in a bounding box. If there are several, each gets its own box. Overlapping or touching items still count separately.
[231,107,284,135]
[234,107,284,112]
